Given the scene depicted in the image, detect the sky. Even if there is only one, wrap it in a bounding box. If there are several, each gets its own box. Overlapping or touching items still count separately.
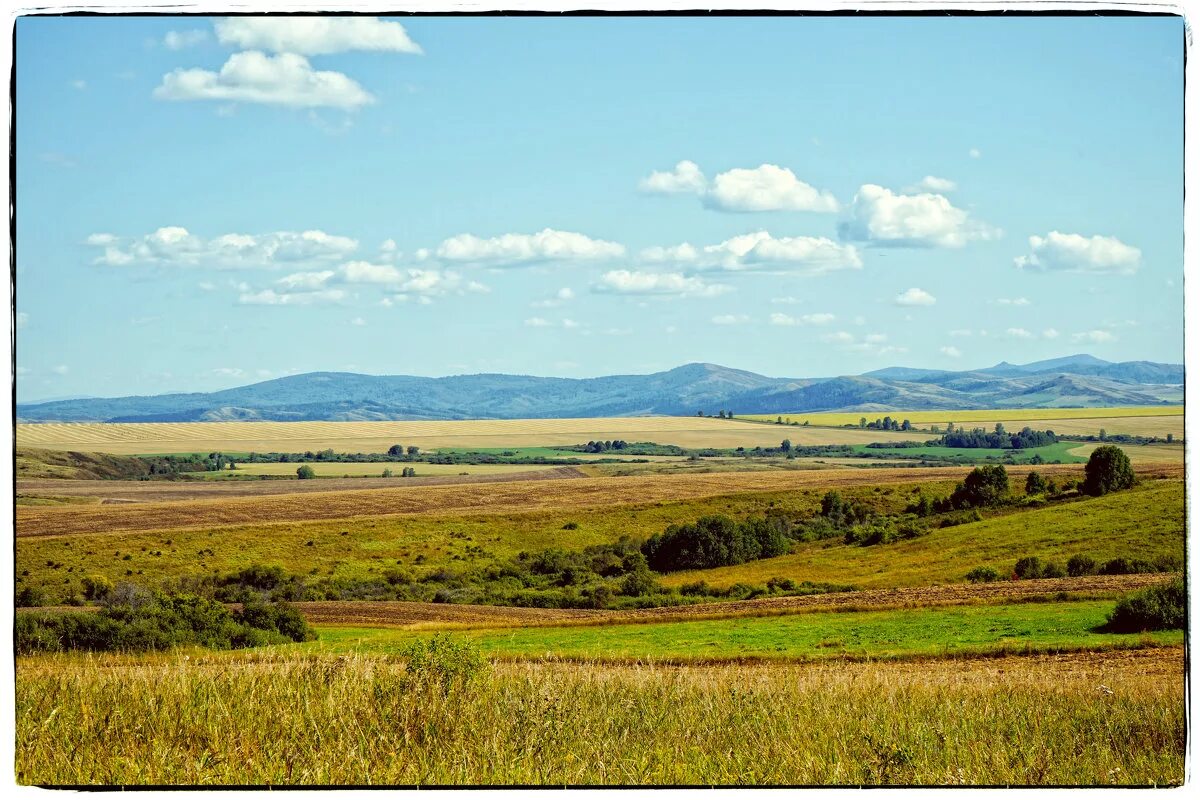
[13,13,1185,402]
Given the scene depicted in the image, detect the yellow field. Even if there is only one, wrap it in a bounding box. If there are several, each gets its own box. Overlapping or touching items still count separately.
[743,407,1183,438]
[14,417,925,455]
[221,462,566,478]
[1065,442,1185,465]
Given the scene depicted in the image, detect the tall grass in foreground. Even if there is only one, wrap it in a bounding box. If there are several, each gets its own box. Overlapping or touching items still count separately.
[17,652,1183,786]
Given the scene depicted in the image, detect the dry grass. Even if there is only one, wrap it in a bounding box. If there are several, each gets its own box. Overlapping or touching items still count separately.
[224,462,564,478]
[16,416,926,455]
[1065,442,1184,465]
[16,463,1105,539]
[15,648,1184,785]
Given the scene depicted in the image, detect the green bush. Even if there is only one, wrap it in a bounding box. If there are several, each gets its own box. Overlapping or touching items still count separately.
[1082,446,1135,497]
[401,635,488,694]
[1040,561,1066,579]
[296,465,316,480]
[1067,554,1097,577]
[641,514,789,572]
[16,586,48,607]
[1013,556,1043,579]
[965,566,1001,583]
[1105,577,1186,632]
[1025,470,1048,495]
[949,465,1010,509]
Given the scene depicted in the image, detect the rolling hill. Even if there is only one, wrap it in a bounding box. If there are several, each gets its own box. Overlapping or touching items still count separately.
[15,356,1182,423]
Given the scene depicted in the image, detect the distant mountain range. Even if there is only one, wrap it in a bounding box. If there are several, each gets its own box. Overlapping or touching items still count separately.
[15,354,1183,423]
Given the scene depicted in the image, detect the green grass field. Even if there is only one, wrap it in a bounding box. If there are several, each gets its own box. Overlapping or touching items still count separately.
[306,599,1181,662]
[848,441,1088,464]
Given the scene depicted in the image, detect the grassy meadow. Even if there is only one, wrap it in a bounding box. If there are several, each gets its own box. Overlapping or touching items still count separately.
[212,461,566,478]
[16,650,1185,785]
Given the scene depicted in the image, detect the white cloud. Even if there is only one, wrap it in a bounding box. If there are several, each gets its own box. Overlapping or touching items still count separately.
[155,51,374,109]
[593,270,730,297]
[907,176,957,193]
[839,184,999,248]
[1014,231,1141,275]
[820,331,856,345]
[1006,328,1034,339]
[51,365,69,375]
[969,148,982,159]
[712,314,750,325]
[1072,329,1116,344]
[894,287,936,307]
[350,317,367,327]
[215,17,423,55]
[1042,328,1060,339]
[948,328,973,337]
[820,330,905,356]
[642,231,860,275]
[940,345,962,358]
[71,80,86,90]
[531,287,576,308]
[16,312,28,329]
[996,297,1031,306]
[561,318,580,330]
[437,228,624,267]
[639,160,706,194]
[770,296,799,305]
[770,312,835,327]
[237,288,347,306]
[276,270,335,290]
[706,164,839,213]
[640,161,838,213]
[89,227,359,268]
[524,317,552,328]
[213,367,244,377]
[164,29,208,50]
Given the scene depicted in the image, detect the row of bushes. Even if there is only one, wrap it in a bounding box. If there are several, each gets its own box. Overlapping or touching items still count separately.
[966,553,1183,583]
[15,584,315,654]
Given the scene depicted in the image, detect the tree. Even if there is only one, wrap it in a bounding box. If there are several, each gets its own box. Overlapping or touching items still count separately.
[1167,433,1174,443]
[1025,470,1048,495]
[1098,428,1108,442]
[994,423,1006,436]
[296,465,316,480]
[859,417,867,429]
[387,444,404,457]
[1082,445,1134,496]
[381,468,393,478]
[950,465,1010,509]
[780,439,793,453]
[407,446,420,456]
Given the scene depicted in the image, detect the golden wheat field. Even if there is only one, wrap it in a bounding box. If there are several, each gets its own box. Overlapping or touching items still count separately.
[14,416,928,455]
[743,407,1184,438]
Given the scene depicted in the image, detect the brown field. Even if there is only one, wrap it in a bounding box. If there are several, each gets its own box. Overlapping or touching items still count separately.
[1066,442,1184,465]
[15,462,1114,539]
[290,573,1171,630]
[14,416,930,455]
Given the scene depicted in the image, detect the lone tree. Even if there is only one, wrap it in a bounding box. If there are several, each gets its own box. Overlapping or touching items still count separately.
[1025,470,1048,495]
[1082,445,1135,497]
[296,465,316,480]
[950,464,1010,509]
[387,444,404,456]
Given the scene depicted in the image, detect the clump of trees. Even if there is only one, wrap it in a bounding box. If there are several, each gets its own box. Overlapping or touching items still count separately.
[1104,577,1186,632]
[937,424,1057,450]
[945,464,1010,510]
[14,584,315,654]
[641,515,791,572]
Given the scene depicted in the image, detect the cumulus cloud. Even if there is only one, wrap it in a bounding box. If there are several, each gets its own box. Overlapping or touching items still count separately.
[1014,231,1141,275]
[525,317,579,329]
[820,330,905,356]
[940,345,962,358]
[215,16,423,55]
[894,287,936,307]
[155,51,374,109]
[995,297,1031,306]
[969,148,982,159]
[237,287,346,305]
[839,184,999,248]
[641,231,860,275]
[88,227,359,268]
[51,365,69,375]
[437,228,624,267]
[593,270,730,297]
[1042,328,1060,339]
[706,164,839,213]
[531,287,576,308]
[1006,327,1034,340]
[948,328,973,338]
[639,160,706,194]
[820,331,856,345]
[907,176,957,193]
[1072,329,1116,344]
[712,314,750,325]
[769,312,835,327]
[16,312,29,329]
[639,161,838,213]
[164,29,208,50]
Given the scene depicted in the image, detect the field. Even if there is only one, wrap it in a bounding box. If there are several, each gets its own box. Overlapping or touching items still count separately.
[211,461,567,478]
[14,416,927,455]
[16,649,1185,785]
[742,406,1184,438]
[12,417,1189,786]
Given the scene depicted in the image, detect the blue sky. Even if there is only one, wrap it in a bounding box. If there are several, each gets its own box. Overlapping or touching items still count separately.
[14,14,1184,401]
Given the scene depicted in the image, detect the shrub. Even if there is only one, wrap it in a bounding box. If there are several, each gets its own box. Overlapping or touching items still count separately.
[16,586,48,607]
[1013,556,1043,579]
[1025,471,1048,495]
[401,635,488,694]
[965,566,1001,583]
[950,465,1010,509]
[1082,446,1135,497]
[641,514,789,572]
[81,575,114,602]
[296,465,316,480]
[1105,577,1186,632]
[1067,554,1097,577]
[1040,561,1066,579]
